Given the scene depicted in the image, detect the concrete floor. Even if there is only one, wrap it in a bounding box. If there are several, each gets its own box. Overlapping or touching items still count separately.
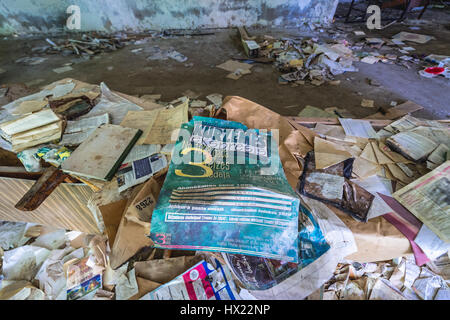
[0,8,449,120]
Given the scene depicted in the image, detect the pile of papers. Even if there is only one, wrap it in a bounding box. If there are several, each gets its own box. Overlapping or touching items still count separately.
[0,78,448,301]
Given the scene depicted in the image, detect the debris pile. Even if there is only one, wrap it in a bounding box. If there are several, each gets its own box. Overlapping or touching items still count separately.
[217,27,449,84]
[0,78,448,300]
[43,34,126,57]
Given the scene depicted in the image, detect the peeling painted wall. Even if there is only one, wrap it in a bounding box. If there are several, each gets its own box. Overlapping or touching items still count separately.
[0,0,339,35]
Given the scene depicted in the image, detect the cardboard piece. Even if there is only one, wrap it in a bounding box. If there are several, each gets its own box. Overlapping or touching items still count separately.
[365,101,423,120]
[98,199,128,245]
[110,175,165,269]
[328,205,413,262]
[218,96,315,189]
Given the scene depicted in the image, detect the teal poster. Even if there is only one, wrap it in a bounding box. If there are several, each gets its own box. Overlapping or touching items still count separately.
[149,117,299,262]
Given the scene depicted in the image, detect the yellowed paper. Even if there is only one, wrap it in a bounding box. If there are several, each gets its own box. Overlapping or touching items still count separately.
[371,142,395,164]
[314,137,352,169]
[147,101,188,145]
[120,109,160,145]
[12,100,48,115]
[393,161,450,243]
[352,157,379,179]
[360,142,378,164]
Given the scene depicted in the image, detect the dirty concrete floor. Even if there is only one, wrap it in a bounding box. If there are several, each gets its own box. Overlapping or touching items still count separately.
[0,8,449,120]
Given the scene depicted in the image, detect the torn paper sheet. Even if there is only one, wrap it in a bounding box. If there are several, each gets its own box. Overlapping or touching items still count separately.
[116,153,167,193]
[414,225,450,261]
[216,60,253,73]
[120,109,161,145]
[0,281,45,300]
[427,144,450,170]
[3,245,51,281]
[121,100,188,145]
[298,106,336,118]
[305,172,345,201]
[369,278,406,300]
[412,276,447,300]
[393,32,434,44]
[0,222,30,250]
[339,118,378,139]
[427,253,450,280]
[60,113,109,146]
[206,93,223,109]
[143,259,239,300]
[32,229,67,250]
[352,176,393,219]
[115,268,139,300]
[314,137,352,169]
[12,100,48,116]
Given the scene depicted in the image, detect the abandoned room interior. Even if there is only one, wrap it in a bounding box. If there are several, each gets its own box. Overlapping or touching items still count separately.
[0,0,448,304]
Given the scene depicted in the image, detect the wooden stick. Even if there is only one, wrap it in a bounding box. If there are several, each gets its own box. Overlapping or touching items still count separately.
[15,166,71,211]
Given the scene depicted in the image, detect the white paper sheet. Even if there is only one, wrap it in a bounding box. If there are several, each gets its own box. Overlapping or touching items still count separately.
[415,225,450,261]
[339,118,378,139]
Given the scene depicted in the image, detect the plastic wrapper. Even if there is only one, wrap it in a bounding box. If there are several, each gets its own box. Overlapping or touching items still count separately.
[17,147,42,172]
[223,196,356,300]
[141,258,239,300]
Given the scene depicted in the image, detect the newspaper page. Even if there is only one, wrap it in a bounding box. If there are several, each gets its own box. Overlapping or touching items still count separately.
[141,259,239,300]
[60,113,110,146]
[117,153,167,193]
[393,160,450,243]
[149,116,300,262]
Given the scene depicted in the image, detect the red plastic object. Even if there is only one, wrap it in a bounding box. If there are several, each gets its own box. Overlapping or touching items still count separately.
[425,67,445,75]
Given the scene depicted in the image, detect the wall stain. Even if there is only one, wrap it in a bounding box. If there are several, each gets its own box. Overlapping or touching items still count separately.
[0,0,338,35]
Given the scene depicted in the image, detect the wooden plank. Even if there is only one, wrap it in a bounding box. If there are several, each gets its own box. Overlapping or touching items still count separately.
[364,101,424,120]
[0,166,42,180]
[15,166,70,211]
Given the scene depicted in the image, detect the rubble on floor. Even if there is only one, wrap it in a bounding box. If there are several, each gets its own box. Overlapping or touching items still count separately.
[214,25,449,85]
[0,78,448,300]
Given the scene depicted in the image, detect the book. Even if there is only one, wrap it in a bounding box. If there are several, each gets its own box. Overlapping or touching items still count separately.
[61,124,142,181]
